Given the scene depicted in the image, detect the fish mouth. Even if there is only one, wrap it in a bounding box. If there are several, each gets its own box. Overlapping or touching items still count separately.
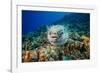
[50,36,58,42]
[51,36,58,38]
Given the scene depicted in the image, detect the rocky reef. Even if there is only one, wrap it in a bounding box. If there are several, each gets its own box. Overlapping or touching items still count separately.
[22,12,90,62]
[22,24,90,62]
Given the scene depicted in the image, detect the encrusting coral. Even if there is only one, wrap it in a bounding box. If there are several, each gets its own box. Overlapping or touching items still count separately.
[22,25,90,62]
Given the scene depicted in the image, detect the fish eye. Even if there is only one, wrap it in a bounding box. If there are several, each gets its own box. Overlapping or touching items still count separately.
[58,31,63,37]
[49,32,51,35]
[61,32,63,34]
[59,31,63,35]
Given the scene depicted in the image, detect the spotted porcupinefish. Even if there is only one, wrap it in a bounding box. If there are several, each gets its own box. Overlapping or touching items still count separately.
[47,25,69,46]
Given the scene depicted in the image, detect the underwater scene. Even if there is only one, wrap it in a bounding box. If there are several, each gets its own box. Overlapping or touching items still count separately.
[22,10,90,62]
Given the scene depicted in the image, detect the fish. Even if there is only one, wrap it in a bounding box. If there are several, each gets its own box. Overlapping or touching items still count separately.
[47,25,69,46]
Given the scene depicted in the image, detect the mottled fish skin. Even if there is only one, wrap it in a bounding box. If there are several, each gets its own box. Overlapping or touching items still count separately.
[48,25,69,46]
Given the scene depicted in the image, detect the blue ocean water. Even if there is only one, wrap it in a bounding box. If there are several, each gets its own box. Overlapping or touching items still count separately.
[22,10,90,35]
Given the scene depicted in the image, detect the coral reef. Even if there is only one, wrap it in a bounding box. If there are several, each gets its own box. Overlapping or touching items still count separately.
[22,11,90,62]
[22,25,90,62]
